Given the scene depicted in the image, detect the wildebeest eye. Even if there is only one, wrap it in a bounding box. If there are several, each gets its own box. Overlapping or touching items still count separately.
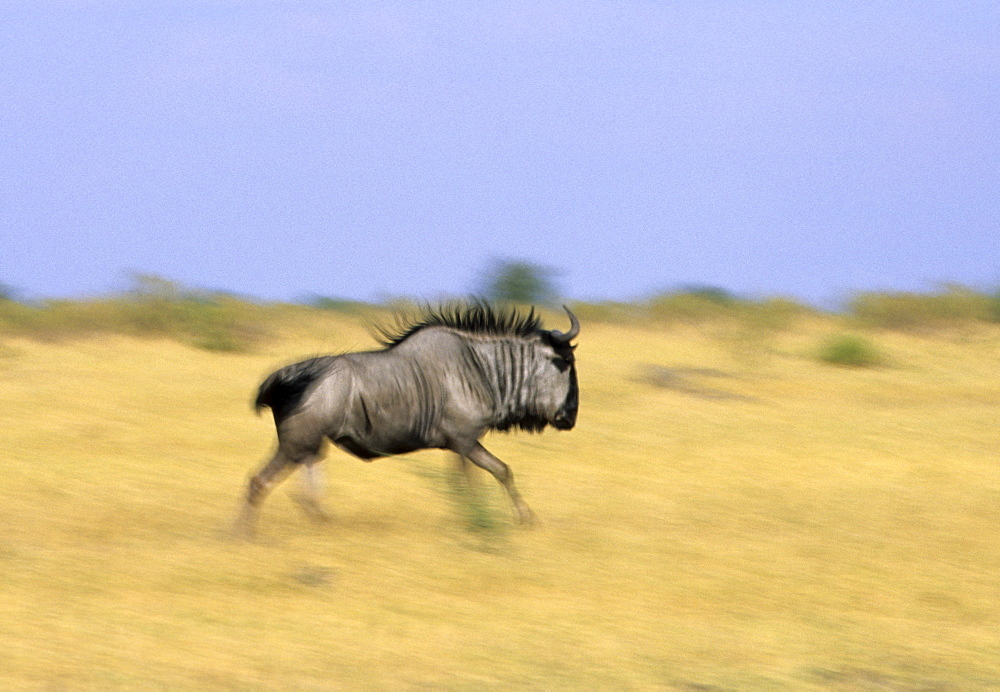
[551,357,571,372]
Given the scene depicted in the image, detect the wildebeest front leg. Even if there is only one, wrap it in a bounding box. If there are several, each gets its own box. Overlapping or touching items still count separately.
[464,443,536,526]
[453,452,477,486]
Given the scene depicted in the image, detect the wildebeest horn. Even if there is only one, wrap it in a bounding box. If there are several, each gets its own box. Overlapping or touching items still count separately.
[550,306,580,344]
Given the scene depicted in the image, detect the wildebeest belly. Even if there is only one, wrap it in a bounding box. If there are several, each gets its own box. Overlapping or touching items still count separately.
[332,434,425,460]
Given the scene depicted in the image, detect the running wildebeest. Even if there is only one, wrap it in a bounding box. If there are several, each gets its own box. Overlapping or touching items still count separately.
[236,302,579,535]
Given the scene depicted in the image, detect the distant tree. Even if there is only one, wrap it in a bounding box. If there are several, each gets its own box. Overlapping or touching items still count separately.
[992,287,1000,323]
[0,282,16,302]
[480,259,558,305]
[305,295,367,313]
[127,273,184,301]
[678,285,737,304]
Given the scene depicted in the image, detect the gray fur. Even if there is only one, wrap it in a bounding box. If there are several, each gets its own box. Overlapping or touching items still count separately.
[236,303,580,534]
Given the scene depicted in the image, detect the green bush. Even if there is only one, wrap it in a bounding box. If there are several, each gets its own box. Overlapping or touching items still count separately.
[849,286,995,330]
[817,334,884,368]
[648,288,736,323]
[306,296,368,313]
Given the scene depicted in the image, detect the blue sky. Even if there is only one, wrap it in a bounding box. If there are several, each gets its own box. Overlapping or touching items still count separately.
[2,1,997,306]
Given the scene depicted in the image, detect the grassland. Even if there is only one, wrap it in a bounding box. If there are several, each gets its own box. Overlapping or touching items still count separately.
[1,308,998,689]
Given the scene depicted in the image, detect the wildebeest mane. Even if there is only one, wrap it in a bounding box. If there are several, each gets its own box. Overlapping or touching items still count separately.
[374,301,542,348]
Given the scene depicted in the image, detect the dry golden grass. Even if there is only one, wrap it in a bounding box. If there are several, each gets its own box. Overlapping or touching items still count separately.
[1,314,999,689]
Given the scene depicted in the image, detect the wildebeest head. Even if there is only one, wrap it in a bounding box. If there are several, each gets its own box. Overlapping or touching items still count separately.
[536,306,580,430]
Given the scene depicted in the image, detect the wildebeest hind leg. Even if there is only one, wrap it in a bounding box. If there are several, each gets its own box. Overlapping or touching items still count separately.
[464,443,536,526]
[234,446,302,537]
[292,458,331,523]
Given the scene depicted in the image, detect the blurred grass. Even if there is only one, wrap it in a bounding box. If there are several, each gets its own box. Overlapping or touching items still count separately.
[0,276,269,352]
[1,293,1000,688]
[4,280,999,351]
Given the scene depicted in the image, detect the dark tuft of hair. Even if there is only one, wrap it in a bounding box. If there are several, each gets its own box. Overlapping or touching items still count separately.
[374,300,542,348]
[255,356,335,423]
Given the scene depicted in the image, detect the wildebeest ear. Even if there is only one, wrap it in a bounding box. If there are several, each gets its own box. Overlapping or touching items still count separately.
[549,306,580,344]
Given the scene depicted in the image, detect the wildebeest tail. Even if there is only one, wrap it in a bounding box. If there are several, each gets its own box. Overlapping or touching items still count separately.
[254,356,334,423]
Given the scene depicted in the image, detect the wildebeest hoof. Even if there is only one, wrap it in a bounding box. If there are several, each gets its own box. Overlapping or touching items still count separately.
[292,493,333,524]
[515,508,538,527]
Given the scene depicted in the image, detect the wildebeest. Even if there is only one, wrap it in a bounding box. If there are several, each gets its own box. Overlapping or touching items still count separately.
[236,302,580,534]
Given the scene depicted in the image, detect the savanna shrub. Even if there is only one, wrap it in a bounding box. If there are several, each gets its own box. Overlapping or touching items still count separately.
[817,334,884,368]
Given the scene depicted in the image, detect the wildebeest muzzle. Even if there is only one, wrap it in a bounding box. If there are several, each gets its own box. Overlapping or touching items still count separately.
[553,405,577,430]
